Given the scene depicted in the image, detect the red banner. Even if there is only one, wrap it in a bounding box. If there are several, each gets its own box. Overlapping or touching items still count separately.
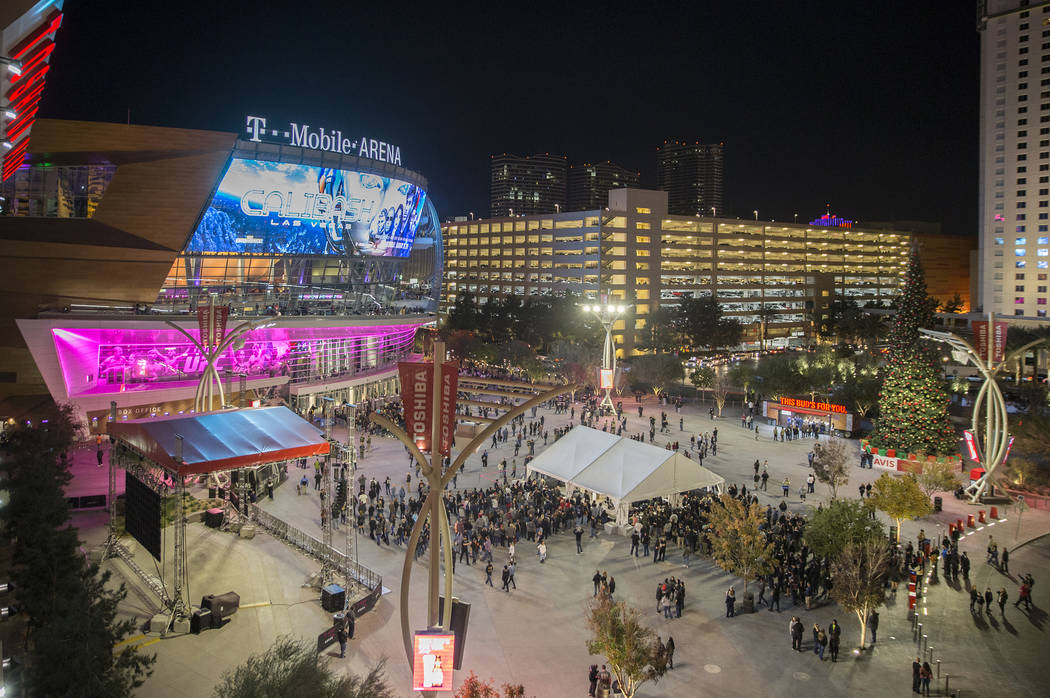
[400,360,459,455]
[439,360,459,456]
[399,362,433,453]
[197,305,229,348]
[972,320,1007,363]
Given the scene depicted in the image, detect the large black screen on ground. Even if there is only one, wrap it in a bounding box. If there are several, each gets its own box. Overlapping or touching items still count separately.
[124,471,161,561]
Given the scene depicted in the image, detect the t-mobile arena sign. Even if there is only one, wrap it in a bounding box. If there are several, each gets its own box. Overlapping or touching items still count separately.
[244,115,402,166]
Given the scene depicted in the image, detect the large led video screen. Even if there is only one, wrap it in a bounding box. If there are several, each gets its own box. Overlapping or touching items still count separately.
[185,158,426,257]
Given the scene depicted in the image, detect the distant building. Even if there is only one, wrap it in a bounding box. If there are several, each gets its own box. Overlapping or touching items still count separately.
[656,141,725,216]
[868,221,976,312]
[977,2,1050,318]
[567,161,640,211]
[442,189,912,356]
[490,153,568,217]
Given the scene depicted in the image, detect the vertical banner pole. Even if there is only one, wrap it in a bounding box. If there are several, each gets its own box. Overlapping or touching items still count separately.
[428,341,445,629]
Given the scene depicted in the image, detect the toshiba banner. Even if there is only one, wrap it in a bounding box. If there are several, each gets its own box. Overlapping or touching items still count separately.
[399,362,433,453]
[399,360,459,455]
[439,360,459,456]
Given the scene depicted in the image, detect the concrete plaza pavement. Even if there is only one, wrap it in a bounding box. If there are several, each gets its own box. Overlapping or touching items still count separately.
[88,396,1050,697]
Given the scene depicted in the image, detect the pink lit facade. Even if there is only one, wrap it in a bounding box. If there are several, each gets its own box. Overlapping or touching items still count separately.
[18,315,430,429]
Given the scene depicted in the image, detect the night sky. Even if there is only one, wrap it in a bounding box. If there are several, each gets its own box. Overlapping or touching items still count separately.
[41,0,979,232]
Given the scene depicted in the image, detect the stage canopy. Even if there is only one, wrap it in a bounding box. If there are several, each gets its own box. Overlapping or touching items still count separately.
[108,406,330,475]
[526,426,725,524]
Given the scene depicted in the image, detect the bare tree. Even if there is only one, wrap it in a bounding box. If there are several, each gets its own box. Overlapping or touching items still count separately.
[829,540,892,650]
[711,372,730,416]
[811,438,851,498]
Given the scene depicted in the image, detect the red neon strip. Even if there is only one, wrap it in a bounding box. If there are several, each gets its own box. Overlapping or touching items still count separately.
[2,136,30,165]
[2,148,29,178]
[10,10,63,60]
[2,155,27,181]
[6,109,37,142]
[9,40,55,84]
[6,93,41,122]
[8,80,46,114]
[5,64,48,102]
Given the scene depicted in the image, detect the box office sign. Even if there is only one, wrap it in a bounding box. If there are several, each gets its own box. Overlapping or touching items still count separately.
[398,360,459,456]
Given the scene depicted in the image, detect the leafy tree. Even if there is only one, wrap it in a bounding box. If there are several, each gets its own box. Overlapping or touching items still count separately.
[550,340,601,399]
[869,472,932,542]
[690,366,715,402]
[938,292,966,314]
[628,354,682,397]
[637,307,680,353]
[755,304,779,353]
[499,339,537,369]
[916,460,961,500]
[1,404,154,697]
[727,363,757,399]
[446,330,483,361]
[585,595,667,698]
[869,245,958,456]
[829,539,892,651]
[677,297,742,351]
[803,499,884,558]
[447,291,481,332]
[213,636,391,698]
[810,438,851,498]
[833,355,882,417]
[705,494,775,594]
[794,351,838,402]
[753,353,805,399]
[455,673,531,698]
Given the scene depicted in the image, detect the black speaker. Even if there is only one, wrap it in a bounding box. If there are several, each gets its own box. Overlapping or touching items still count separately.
[204,509,224,528]
[438,596,471,670]
[321,584,345,612]
[201,591,240,619]
[191,608,212,634]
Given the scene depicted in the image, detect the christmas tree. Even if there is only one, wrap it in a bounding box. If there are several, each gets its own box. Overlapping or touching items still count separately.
[869,245,958,456]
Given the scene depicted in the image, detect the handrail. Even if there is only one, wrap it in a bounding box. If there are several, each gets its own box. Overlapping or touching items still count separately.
[249,504,382,591]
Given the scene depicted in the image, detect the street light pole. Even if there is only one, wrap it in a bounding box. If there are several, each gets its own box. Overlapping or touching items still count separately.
[583,302,626,411]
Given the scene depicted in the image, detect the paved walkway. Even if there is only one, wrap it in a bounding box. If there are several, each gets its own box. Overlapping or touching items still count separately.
[85,396,1050,697]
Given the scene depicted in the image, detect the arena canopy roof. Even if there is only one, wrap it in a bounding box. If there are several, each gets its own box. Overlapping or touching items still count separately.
[526,426,725,524]
[108,406,329,475]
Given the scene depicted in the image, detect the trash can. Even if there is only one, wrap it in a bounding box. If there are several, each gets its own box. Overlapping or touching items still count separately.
[934,496,942,513]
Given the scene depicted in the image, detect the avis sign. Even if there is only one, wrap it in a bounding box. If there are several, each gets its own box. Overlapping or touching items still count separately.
[398,361,459,456]
[245,115,402,165]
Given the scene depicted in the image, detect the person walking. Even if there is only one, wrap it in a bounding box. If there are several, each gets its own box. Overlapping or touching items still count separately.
[501,565,511,592]
[485,562,494,587]
[806,473,815,493]
[665,636,675,669]
[961,551,971,579]
[912,657,922,694]
[1001,547,1010,574]
[790,616,803,651]
[630,529,640,557]
[336,624,348,658]
[984,587,994,616]
[588,664,599,697]
[575,525,584,554]
[1014,580,1032,610]
[997,587,1008,614]
[725,586,736,617]
[782,477,791,498]
[608,576,616,598]
[507,561,517,589]
[816,625,827,661]
[867,610,879,644]
[593,570,603,597]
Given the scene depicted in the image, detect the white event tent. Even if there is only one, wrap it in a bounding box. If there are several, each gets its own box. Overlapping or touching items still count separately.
[526,426,725,525]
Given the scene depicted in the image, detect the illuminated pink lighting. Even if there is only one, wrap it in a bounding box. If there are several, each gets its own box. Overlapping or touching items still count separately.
[51,322,424,397]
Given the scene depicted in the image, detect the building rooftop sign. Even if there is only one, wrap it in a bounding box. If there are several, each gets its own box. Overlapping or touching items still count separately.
[244,115,401,166]
[808,213,854,229]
